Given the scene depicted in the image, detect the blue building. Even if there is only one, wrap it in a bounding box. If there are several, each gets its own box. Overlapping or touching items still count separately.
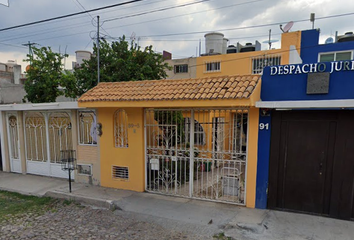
[255,29,354,220]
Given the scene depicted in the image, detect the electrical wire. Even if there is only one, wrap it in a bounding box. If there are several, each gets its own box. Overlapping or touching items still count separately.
[103,0,211,23]
[137,12,354,38]
[0,0,211,44]
[104,0,262,31]
[0,0,146,33]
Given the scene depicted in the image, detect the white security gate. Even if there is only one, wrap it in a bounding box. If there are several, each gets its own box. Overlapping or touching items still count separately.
[7,113,21,173]
[145,109,248,205]
[24,111,73,178]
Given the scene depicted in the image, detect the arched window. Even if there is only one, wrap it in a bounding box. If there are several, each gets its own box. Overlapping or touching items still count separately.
[78,110,97,145]
[114,110,128,148]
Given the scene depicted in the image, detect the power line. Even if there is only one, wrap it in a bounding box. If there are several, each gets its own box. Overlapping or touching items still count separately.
[103,0,211,23]
[71,0,111,38]
[0,0,211,44]
[104,0,262,31]
[138,11,354,38]
[0,0,180,43]
[0,41,26,49]
[0,0,146,33]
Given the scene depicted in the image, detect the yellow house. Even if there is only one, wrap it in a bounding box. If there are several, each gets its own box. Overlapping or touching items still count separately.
[78,74,261,208]
[196,31,302,77]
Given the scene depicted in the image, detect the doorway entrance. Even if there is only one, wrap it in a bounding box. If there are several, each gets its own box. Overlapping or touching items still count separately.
[145,108,248,204]
[268,110,354,220]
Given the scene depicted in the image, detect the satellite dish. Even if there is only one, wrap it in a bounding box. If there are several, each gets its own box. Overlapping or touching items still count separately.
[281,21,294,33]
[325,37,334,44]
[262,39,279,44]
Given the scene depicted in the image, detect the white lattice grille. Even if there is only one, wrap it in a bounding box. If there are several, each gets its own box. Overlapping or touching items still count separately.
[78,110,97,145]
[48,112,73,163]
[8,115,19,159]
[114,110,128,148]
[25,112,47,162]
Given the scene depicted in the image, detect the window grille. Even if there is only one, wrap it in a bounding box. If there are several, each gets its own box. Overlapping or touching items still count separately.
[25,112,47,162]
[78,110,97,145]
[252,55,281,74]
[184,118,206,145]
[205,61,221,72]
[112,166,129,180]
[48,112,73,163]
[174,64,188,73]
[114,109,128,148]
[8,115,19,159]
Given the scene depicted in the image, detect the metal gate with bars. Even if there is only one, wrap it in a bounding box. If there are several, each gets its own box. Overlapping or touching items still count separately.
[145,108,248,204]
[24,111,73,178]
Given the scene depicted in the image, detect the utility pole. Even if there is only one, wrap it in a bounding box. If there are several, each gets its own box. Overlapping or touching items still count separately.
[22,41,37,63]
[97,15,100,84]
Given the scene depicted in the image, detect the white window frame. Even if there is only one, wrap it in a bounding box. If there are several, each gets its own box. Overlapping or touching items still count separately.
[78,110,97,146]
[204,61,221,73]
[77,163,92,176]
[318,50,353,62]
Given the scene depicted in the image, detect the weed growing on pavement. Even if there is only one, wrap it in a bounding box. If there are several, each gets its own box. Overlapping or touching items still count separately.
[0,190,56,221]
[213,232,233,240]
[62,199,74,206]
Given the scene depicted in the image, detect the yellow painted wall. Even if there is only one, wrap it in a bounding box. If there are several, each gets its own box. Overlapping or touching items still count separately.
[280,30,302,65]
[245,107,259,208]
[196,31,302,78]
[98,107,145,192]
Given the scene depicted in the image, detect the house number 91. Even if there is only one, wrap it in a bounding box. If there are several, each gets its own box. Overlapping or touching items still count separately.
[259,123,269,130]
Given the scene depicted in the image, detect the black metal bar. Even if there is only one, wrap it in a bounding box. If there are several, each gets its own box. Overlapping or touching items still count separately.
[69,169,72,193]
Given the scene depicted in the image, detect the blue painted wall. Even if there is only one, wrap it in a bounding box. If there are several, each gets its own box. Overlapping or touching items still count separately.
[255,111,271,209]
[261,62,354,101]
[255,30,354,209]
[301,29,354,63]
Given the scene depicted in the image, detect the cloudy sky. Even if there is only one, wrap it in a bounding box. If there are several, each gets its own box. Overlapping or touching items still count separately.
[0,0,353,71]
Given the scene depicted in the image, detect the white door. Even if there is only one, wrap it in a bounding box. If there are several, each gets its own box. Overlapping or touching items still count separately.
[7,114,21,173]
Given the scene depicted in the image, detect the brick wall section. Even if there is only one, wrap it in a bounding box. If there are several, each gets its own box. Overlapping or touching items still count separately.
[76,145,100,186]
[77,145,98,162]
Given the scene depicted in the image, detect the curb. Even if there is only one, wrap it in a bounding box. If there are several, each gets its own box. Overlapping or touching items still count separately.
[0,187,43,197]
[45,191,117,210]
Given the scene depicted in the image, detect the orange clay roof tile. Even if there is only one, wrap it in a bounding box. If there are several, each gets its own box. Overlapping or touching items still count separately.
[78,75,261,102]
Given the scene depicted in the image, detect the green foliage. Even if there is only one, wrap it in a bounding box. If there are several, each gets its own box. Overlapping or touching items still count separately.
[63,36,172,98]
[0,190,54,219]
[24,46,68,103]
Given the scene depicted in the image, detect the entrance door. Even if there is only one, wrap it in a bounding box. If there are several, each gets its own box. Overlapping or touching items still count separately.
[269,110,354,220]
[7,114,21,173]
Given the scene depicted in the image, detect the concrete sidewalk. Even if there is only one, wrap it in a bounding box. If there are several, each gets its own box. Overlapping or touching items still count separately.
[1,171,353,240]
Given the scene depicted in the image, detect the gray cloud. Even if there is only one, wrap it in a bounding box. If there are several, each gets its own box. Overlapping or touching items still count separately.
[0,0,353,67]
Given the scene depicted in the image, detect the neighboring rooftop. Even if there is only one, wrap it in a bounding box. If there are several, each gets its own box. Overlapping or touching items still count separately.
[78,75,260,102]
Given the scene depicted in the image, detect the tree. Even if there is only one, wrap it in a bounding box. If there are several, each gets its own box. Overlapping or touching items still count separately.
[24,46,68,103]
[62,36,171,98]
